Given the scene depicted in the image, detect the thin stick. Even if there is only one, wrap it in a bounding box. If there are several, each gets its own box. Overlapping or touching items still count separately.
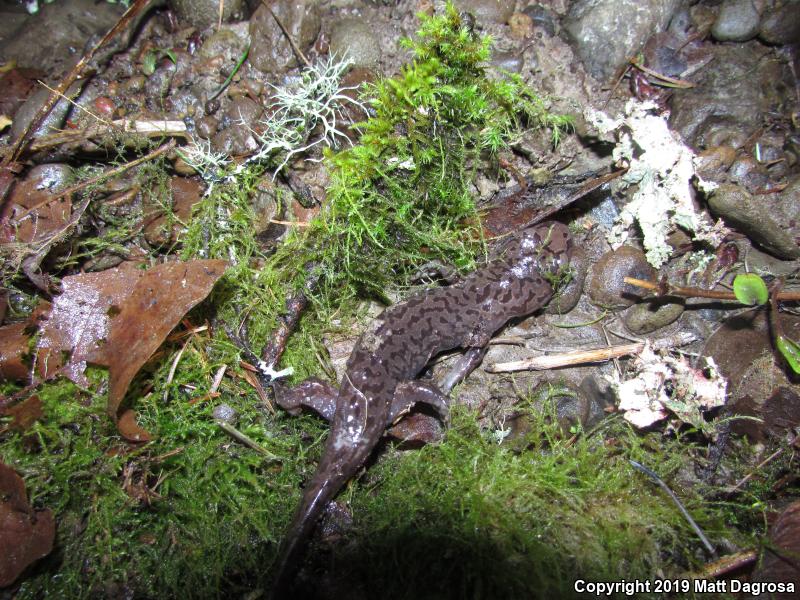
[624,277,800,302]
[16,139,175,220]
[0,119,186,157]
[263,0,310,67]
[216,420,280,460]
[38,80,114,127]
[269,219,310,227]
[726,442,790,494]
[629,59,696,88]
[3,0,154,165]
[630,460,716,556]
[487,331,697,373]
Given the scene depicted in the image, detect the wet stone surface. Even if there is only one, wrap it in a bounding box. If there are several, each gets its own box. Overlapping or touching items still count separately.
[586,246,657,308]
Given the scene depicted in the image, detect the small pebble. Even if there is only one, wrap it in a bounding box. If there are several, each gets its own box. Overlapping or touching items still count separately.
[213,403,238,425]
[711,0,761,42]
[587,246,656,308]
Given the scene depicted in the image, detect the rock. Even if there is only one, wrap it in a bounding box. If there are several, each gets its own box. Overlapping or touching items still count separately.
[522,4,558,36]
[759,1,800,44]
[9,81,83,142]
[249,0,321,75]
[220,96,263,129]
[587,246,657,308]
[198,24,251,63]
[454,0,516,25]
[544,246,587,315]
[740,243,800,278]
[711,0,762,42]
[708,183,800,259]
[563,0,680,80]
[670,44,792,145]
[195,115,219,139]
[490,50,523,73]
[623,300,684,334]
[212,403,238,425]
[728,154,770,193]
[329,18,382,68]
[508,12,533,39]
[0,0,125,75]
[694,145,738,182]
[706,309,800,440]
[169,0,247,30]
[211,124,259,156]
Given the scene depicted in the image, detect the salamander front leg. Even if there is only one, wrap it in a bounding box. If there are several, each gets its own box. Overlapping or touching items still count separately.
[273,378,338,422]
[440,346,489,394]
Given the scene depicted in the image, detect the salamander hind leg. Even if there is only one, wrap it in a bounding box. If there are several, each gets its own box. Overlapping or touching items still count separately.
[386,380,450,445]
[388,380,450,425]
[273,377,339,422]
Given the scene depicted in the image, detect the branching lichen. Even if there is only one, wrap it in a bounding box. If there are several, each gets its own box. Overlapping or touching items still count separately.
[586,99,727,268]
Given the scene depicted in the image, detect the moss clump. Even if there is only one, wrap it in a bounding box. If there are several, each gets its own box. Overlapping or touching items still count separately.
[295,3,572,308]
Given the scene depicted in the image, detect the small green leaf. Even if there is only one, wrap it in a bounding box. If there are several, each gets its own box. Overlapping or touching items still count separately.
[776,336,800,374]
[162,49,177,65]
[733,273,768,305]
[141,51,157,76]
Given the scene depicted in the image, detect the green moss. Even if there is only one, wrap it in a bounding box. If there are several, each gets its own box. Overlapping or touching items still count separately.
[1,4,785,599]
[290,405,764,599]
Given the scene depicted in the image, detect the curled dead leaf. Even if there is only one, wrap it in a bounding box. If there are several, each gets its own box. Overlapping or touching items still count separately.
[6,395,43,431]
[117,409,151,443]
[106,259,227,433]
[0,462,55,587]
[751,500,800,598]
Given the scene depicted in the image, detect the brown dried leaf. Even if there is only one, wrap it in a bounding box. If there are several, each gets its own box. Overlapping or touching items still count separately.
[752,500,800,598]
[0,462,55,587]
[0,304,49,383]
[117,409,151,443]
[143,176,203,247]
[106,260,227,424]
[7,395,43,431]
[0,169,71,245]
[36,263,143,384]
[0,322,31,382]
[0,68,42,116]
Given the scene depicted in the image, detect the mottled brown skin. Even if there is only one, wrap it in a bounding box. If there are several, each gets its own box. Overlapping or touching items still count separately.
[272,222,574,594]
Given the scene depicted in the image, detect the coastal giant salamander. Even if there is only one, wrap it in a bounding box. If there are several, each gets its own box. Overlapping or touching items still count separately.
[272,221,575,593]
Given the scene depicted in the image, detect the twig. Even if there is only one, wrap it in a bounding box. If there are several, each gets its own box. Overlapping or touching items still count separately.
[163,337,190,402]
[688,550,757,580]
[725,442,791,495]
[3,0,154,166]
[16,139,175,220]
[624,277,800,302]
[264,0,310,67]
[260,269,319,368]
[216,419,280,460]
[0,119,186,157]
[269,219,310,227]
[240,365,275,413]
[630,460,716,556]
[629,59,696,89]
[487,331,697,373]
[38,80,114,127]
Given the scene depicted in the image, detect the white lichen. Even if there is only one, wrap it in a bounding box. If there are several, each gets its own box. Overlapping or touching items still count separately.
[182,54,366,189]
[608,345,727,434]
[585,99,727,268]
